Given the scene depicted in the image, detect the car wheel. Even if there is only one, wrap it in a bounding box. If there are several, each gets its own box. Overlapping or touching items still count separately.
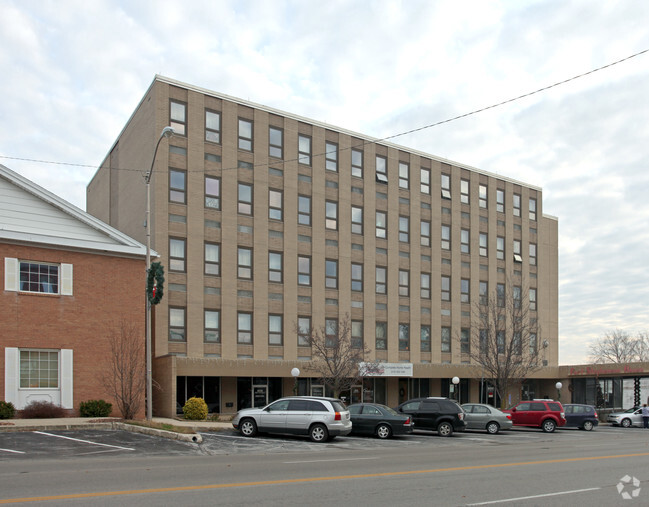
[621,418,632,428]
[310,423,329,443]
[376,423,392,439]
[486,421,500,434]
[582,420,594,431]
[542,419,556,433]
[437,422,453,437]
[239,418,257,437]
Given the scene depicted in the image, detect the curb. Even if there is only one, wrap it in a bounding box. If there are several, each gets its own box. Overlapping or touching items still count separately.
[113,422,203,443]
[0,423,115,432]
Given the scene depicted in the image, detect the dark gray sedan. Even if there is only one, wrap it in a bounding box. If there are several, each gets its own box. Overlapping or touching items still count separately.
[347,403,414,439]
[461,403,513,434]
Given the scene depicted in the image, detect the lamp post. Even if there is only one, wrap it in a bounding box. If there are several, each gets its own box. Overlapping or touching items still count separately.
[291,368,300,395]
[145,126,174,421]
[452,376,460,402]
[555,381,563,401]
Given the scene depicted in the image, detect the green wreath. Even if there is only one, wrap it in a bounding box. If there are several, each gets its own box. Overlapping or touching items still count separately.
[146,262,165,305]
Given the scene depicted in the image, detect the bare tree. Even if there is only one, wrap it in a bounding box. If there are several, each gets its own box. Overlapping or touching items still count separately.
[297,314,376,398]
[101,320,145,419]
[589,329,643,364]
[637,332,649,362]
[462,281,543,409]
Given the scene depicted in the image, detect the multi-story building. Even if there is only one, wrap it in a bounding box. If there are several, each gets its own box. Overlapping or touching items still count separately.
[87,75,558,417]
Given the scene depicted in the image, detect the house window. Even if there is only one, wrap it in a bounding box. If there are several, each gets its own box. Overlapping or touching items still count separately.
[170,100,186,136]
[325,319,338,347]
[441,174,451,199]
[460,229,470,254]
[479,233,488,257]
[204,310,220,343]
[399,324,410,351]
[479,184,487,208]
[169,169,186,203]
[205,176,220,209]
[375,155,388,184]
[298,317,311,346]
[530,288,537,311]
[205,109,220,143]
[460,179,470,204]
[421,220,431,247]
[441,275,450,301]
[421,273,431,299]
[325,259,338,289]
[298,195,311,226]
[298,256,311,286]
[496,236,505,260]
[479,281,488,305]
[18,262,59,294]
[461,328,470,354]
[399,162,409,189]
[497,283,505,307]
[298,135,311,165]
[513,193,521,217]
[238,183,253,215]
[441,327,451,353]
[351,263,363,292]
[238,247,252,279]
[325,201,338,230]
[351,321,363,349]
[421,326,431,352]
[441,225,450,250]
[238,312,252,344]
[399,270,409,297]
[461,278,470,303]
[268,315,283,345]
[421,168,430,194]
[529,243,537,266]
[269,189,283,221]
[169,307,186,341]
[376,322,387,350]
[529,197,537,221]
[205,242,220,275]
[351,206,363,235]
[269,126,283,158]
[269,252,282,283]
[376,266,387,294]
[351,148,363,178]
[513,240,523,263]
[376,211,387,239]
[238,118,253,151]
[326,141,338,171]
[496,189,505,213]
[399,216,409,243]
[19,350,58,388]
[169,238,186,272]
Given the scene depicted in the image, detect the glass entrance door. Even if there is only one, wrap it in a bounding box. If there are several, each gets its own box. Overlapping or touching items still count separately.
[253,385,268,407]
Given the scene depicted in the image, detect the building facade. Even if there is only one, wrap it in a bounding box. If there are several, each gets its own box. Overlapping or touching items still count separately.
[87,76,559,417]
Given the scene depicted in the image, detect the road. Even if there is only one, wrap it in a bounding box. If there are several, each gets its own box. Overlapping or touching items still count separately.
[1,426,648,506]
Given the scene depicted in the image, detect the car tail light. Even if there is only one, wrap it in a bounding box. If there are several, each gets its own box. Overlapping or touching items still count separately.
[404,417,411,425]
[506,414,512,420]
[334,412,341,421]
[594,412,598,419]
[560,412,565,419]
[458,412,464,420]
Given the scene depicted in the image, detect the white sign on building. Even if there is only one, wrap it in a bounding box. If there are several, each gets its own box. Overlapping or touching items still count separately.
[359,362,413,377]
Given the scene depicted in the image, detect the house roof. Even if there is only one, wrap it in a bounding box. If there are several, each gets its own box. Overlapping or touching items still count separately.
[0,164,153,258]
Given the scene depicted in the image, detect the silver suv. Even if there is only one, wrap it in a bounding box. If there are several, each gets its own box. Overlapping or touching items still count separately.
[231,396,352,442]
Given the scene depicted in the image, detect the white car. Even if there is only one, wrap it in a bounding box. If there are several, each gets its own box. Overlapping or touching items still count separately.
[231,396,352,442]
[607,407,643,428]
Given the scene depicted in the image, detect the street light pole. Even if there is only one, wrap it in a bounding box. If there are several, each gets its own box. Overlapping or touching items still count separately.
[145,126,174,421]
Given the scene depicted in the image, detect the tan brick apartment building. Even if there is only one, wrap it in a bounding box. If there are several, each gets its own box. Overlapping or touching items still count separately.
[87,76,559,417]
[1,164,149,416]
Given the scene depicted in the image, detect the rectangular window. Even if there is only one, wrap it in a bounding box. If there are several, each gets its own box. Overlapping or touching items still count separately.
[461,328,470,354]
[205,109,220,143]
[19,262,59,294]
[513,193,521,217]
[325,141,338,171]
[399,216,409,243]
[497,331,505,354]
[421,220,431,247]
[530,333,537,355]
[351,206,363,235]
[513,286,522,309]
[238,118,253,151]
[421,325,431,352]
[480,329,488,354]
[298,195,311,226]
[205,176,220,209]
[399,324,410,351]
[441,327,451,353]
[351,263,363,292]
[461,278,470,303]
[376,266,387,294]
[497,283,505,307]
[479,281,488,305]
[376,322,387,350]
[529,243,537,266]
[298,256,311,286]
[479,232,488,257]
[269,251,282,283]
[298,317,311,346]
[441,275,450,301]
[238,312,252,344]
[496,236,505,260]
[170,100,186,136]
[325,259,338,289]
[421,273,431,299]
[169,169,186,203]
[351,148,363,178]
[460,179,469,204]
[19,350,58,388]
[269,126,283,158]
[441,225,450,250]
[325,201,338,230]
[298,134,311,165]
[399,162,409,189]
[529,197,537,221]
[460,229,470,254]
[513,240,523,263]
[205,242,220,275]
[479,184,487,208]
[169,307,186,341]
[325,319,338,347]
[269,189,283,221]
[375,155,388,183]
[351,321,363,349]
[530,288,537,311]
[441,174,451,199]
[421,168,430,194]
[496,189,505,213]
[269,315,283,345]
[513,332,522,355]
[205,310,220,343]
[238,247,252,279]
[238,183,253,215]
[169,238,186,272]
[399,270,409,297]
[376,211,387,238]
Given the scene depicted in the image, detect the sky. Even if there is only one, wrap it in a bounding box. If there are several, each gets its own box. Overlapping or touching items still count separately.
[1,0,647,365]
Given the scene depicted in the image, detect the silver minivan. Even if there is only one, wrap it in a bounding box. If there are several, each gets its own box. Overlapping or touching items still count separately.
[232,396,352,442]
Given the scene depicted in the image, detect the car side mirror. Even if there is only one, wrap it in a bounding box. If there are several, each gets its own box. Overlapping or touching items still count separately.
[511,408,517,413]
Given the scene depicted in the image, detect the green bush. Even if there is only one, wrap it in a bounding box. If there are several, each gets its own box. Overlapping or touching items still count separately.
[79,400,113,417]
[182,397,208,420]
[21,400,66,418]
[0,401,16,419]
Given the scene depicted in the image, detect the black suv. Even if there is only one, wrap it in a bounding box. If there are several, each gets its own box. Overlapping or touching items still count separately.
[395,397,466,436]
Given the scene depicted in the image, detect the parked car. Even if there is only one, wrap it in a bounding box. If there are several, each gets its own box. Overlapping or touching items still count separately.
[347,403,414,439]
[395,397,466,436]
[563,404,598,431]
[607,407,642,428]
[461,403,513,434]
[502,399,566,432]
[231,396,352,442]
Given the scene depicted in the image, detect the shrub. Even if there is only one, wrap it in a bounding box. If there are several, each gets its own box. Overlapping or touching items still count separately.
[0,401,16,419]
[79,400,113,418]
[21,400,67,419]
[182,397,208,420]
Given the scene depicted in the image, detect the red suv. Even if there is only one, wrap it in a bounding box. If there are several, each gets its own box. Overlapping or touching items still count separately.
[503,400,566,432]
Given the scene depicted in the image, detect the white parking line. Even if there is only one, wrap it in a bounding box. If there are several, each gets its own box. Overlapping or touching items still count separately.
[466,487,601,505]
[34,431,135,451]
[0,448,25,454]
